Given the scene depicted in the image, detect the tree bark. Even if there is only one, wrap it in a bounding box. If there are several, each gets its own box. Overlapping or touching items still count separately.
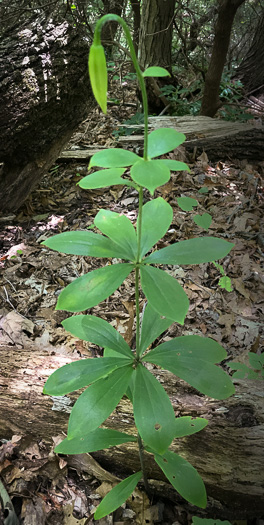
[235,10,264,95]
[101,0,125,53]
[200,0,246,117]
[0,1,92,213]
[138,0,177,113]
[117,115,264,162]
[0,343,263,519]
[130,0,141,58]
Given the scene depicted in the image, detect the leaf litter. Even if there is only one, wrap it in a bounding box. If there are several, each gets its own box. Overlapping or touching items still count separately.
[0,93,263,524]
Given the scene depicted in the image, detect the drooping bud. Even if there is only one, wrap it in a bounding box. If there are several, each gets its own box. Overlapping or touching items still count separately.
[88,43,107,114]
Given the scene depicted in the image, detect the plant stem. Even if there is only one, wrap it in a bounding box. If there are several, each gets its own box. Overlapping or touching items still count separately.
[138,433,150,494]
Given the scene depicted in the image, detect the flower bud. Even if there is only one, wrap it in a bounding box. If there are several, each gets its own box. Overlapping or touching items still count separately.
[88,43,107,114]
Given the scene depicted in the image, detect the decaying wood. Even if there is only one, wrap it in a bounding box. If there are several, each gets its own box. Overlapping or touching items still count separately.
[0,343,263,518]
[119,116,264,161]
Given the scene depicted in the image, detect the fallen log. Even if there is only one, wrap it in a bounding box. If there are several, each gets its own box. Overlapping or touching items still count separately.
[118,115,264,162]
[0,343,263,519]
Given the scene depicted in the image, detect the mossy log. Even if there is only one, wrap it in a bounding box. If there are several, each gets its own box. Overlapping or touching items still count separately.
[0,344,263,519]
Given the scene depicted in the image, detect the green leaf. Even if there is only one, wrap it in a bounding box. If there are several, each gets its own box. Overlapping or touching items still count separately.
[177,197,198,211]
[94,471,142,520]
[248,352,264,371]
[140,197,173,258]
[145,237,234,265]
[192,517,232,525]
[43,357,131,396]
[143,66,170,77]
[160,159,190,172]
[55,428,136,454]
[62,315,133,358]
[140,265,189,324]
[174,416,208,438]
[88,44,107,114]
[56,263,133,312]
[145,336,235,399]
[68,365,134,438]
[89,148,140,168]
[131,159,170,195]
[154,451,207,508]
[218,275,233,292]
[198,187,209,194]
[193,213,212,230]
[42,231,129,259]
[139,303,172,355]
[133,364,175,454]
[148,128,186,158]
[228,362,259,380]
[78,168,132,189]
[94,209,137,260]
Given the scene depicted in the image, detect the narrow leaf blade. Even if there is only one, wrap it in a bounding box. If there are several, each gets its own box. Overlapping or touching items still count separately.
[95,209,137,260]
[55,428,136,454]
[43,357,131,396]
[148,128,186,158]
[154,451,207,508]
[139,303,172,355]
[140,265,189,324]
[62,315,133,358]
[41,231,124,258]
[140,197,173,258]
[79,168,127,189]
[89,148,140,168]
[145,237,234,265]
[68,365,134,438]
[131,159,170,194]
[56,263,133,312]
[94,471,142,520]
[134,364,175,454]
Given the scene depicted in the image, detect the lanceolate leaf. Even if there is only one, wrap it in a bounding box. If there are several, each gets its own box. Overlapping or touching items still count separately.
[133,364,175,454]
[79,168,132,189]
[68,365,134,438]
[55,428,136,454]
[145,336,235,399]
[174,416,208,438]
[148,128,186,158]
[145,237,234,265]
[43,357,131,396]
[131,159,170,194]
[154,451,207,508]
[89,148,140,168]
[94,471,142,520]
[140,265,189,324]
[139,303,172,355]
[177,197,198,211]
[56,263,133,312]
[42,231,128,259]
[143,66,170,77]
[140,198,173,259]
[94,209,137,260]
[62,315,133,358]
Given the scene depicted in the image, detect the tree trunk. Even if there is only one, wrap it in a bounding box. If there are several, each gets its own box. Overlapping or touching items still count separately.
[235,10,264,95]
[200,0,246,117]
[139,0,177,113]
[101,0,125,54]
[0,343,263,519]
[130,0,141,58]
[0,1,92,213]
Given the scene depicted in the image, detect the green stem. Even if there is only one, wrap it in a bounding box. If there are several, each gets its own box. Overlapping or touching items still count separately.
[138,433,150,494]
[93,14,149,159]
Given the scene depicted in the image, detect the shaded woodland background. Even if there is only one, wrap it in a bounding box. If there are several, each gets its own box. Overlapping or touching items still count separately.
[0,1,263,524]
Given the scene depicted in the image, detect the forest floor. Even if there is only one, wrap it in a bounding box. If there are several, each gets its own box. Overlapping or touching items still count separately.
[0,84,263,525]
